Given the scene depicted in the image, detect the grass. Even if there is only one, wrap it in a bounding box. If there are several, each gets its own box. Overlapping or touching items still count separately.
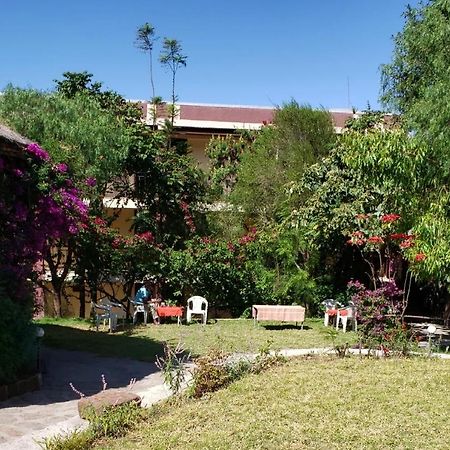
[36,317,357,361]
[92,356,450,450]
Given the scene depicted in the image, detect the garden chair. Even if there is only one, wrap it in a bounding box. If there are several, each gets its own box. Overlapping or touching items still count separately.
[323,299,341,327]
[186,296,208,325]
[130,299,149,325]
[92,301,118,332]
[336,304,357,333]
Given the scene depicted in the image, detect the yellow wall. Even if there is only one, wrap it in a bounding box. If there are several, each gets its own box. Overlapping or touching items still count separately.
[108,207,135,235]
[185,135,213,170]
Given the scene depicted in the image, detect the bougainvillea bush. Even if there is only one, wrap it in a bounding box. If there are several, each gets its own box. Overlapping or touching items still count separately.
[0,141,86,382]
[0,143,87,295]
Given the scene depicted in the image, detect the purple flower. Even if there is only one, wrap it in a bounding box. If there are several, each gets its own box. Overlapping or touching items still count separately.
[85,177,97,187]
[26,143,50,161]
[55,163,68,173]
[68,224,78,234]
[12,168,23,177]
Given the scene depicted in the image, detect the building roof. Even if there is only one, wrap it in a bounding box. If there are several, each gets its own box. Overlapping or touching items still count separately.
[145,101,356,133]
[0,123,31,158]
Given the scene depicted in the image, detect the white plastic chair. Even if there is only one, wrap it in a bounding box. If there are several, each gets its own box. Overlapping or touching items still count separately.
[336,305,357,333]
[186,296,208,325]
[323,299,341,327]
[130,300,149,325]
[92,302,118,332]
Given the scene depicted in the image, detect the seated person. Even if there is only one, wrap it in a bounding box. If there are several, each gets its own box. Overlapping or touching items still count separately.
[134,279,161,325]
[134,280,151,305]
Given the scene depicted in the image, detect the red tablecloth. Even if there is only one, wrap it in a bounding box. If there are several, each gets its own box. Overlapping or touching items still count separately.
[157,306,184,318]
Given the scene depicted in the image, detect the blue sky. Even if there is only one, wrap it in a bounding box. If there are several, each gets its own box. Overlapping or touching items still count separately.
[0,0,419,110]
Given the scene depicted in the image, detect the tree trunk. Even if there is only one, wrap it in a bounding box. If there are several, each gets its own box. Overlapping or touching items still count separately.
[79,274,86,319]
[53,285,63,318]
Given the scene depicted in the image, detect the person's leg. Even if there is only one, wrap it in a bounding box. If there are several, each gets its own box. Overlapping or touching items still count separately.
[150,305,160,325]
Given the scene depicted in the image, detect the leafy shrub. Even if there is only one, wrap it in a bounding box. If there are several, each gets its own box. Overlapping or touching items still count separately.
[189,346,285,398]
[165,234,272,316]
[41,402,145,450]
[85,402,145,439]
[0,282,36,384]
[155,341,190,394]
[189,350,231,398]
[40,428,94,450]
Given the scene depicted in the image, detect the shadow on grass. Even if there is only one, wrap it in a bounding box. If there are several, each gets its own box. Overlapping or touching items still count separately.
[261,324,311,331]
[41,324,165,362]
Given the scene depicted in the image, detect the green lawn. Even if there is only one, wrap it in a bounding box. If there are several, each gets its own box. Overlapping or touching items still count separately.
[93,356,450,450]
[37,317,357,361]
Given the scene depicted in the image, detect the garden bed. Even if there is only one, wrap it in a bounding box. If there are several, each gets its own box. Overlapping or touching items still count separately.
[0,372,42,401]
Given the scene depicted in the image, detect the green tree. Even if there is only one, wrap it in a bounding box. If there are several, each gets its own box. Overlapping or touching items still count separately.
[205,131,256,200]
[381,0,450,321]
[135,23,158,101]
[0,86,130,316]
[159,38,187,125]
[230,101,335,228]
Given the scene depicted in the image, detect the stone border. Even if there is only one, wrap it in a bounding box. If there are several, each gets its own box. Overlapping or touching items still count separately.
[0,373,42,401]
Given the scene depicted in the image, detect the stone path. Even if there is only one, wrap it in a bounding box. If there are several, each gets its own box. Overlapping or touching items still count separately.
[0,346,172,450]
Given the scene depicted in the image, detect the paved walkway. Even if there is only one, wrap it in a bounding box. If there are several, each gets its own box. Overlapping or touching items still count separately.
[0,347,173,450]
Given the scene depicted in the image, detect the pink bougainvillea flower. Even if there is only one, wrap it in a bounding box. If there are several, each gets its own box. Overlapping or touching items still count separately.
[414,253,426,262]
[85,177,97,187]
[381,213,401,223]
[26,143,50,161]
[55,163,68,173]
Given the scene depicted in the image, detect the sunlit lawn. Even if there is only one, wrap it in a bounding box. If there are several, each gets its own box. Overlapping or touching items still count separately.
[37,317,357,361]
[93,357,450,450]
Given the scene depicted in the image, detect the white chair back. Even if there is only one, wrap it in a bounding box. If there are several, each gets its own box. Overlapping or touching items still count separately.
[186,296,208,324]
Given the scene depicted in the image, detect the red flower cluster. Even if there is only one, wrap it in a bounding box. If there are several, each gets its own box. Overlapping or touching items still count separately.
[227,242,235,252]
[414,253,426,262]
[112,237,124,249]
[368,236,384,244]
[93,217,107,227]
[400,239,414,249]
[390,233,408,240]
[381,213,401,224]
[137,231,154,243]
[179,201,196,233]
[239,228,257,246]
[347,231,366,246]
